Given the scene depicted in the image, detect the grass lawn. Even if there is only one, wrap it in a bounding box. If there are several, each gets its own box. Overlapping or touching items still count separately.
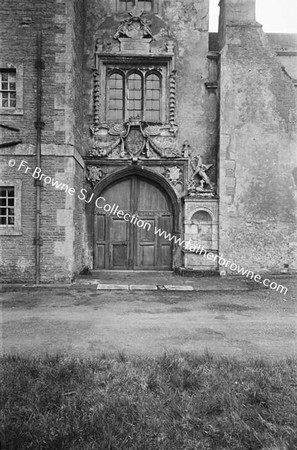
[1,352,297,449]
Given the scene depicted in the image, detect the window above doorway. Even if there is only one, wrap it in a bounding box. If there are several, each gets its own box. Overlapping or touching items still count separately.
[95,55,173,125]
[107,69,162,122]
[115,0,159,14]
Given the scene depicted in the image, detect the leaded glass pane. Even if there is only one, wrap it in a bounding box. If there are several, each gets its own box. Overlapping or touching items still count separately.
[0,187,14,226]
[0,71,17,108]
[138,0,152,12]
[108,73,124,121]
[145,73,161,122]
[127,73,142,119]
[119,0,134,11]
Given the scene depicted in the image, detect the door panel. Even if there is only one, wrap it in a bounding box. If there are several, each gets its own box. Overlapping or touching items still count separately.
[159,214,173,269]
[95,244,105,269]
[94,213,107,269]
[138,179,170,211]
[110,217,129,268]
[94,175,174,270]
[139,244,155,267]
[135,215,158,269]
[112,244,128,268]
[103,178,132,210]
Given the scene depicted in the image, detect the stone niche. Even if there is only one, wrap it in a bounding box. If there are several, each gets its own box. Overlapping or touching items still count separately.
[183,197,219,271]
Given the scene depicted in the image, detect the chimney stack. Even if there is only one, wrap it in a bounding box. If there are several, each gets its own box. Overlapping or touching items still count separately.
[218,0,257,49]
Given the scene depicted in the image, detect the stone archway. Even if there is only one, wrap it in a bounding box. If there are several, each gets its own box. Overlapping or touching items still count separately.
[88,167,180,270]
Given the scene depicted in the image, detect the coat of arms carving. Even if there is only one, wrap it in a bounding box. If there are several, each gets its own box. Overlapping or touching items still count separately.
[114,7,153,41]
[88,122,181,160]
[165,166,183,186]
[86,166,104,186]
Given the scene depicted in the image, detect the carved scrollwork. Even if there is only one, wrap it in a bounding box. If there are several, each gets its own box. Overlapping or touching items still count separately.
[88,122,182,160]
[114,8,154,41]
[89,123,128,158]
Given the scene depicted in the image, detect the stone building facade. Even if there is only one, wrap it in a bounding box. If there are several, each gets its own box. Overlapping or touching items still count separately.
[0,0,296,282]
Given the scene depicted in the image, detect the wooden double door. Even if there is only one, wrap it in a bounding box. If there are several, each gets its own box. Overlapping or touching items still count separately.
[94,176,173,270]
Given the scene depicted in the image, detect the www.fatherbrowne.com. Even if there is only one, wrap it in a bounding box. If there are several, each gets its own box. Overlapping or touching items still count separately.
[91,196,288,296]
[11,160,288,296]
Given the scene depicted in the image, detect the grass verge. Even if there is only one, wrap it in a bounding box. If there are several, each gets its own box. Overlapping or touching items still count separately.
[1,352,297,449]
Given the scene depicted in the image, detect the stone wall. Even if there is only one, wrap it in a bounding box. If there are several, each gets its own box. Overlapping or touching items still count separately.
[81,0,219,270]
[82,0,214,163]
[1,0,296,281]
[218,0,297,273]
[0,0,86,282]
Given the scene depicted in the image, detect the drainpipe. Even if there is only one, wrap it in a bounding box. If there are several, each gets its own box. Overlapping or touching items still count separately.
[34,32,44,284]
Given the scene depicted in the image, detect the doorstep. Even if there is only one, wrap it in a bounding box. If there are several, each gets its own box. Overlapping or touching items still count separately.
[96,284,194,291]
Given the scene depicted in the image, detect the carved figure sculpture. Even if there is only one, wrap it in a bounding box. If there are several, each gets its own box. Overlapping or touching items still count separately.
[190,154,214,191]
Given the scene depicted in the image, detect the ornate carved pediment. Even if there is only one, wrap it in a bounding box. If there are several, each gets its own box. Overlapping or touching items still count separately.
[114,8,153,41]
[88,122,181,160]
[113,7,154,54]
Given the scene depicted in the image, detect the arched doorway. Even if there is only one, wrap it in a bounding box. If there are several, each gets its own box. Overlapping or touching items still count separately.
[93,174,174,270]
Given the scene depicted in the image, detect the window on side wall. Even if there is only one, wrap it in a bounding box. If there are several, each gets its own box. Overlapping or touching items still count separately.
[0,181,22,235]
[0,71,16,108]
[0,65,23,115]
